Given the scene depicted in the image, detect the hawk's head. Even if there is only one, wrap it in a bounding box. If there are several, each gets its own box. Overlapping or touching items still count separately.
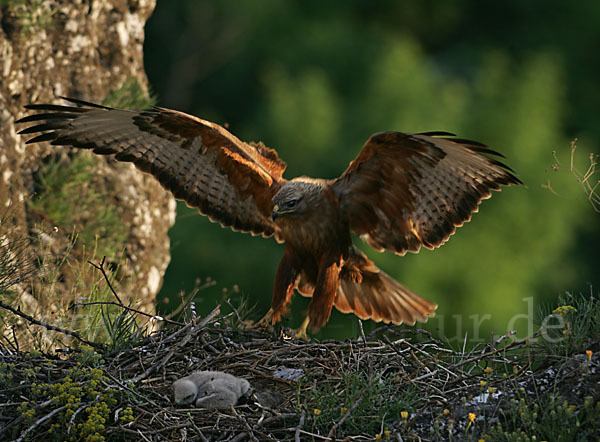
[271,179,324,221]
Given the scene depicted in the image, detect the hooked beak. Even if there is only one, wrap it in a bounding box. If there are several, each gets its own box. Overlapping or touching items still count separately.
[272,203,295,221]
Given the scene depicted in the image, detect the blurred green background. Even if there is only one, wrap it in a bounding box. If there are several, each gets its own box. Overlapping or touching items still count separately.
[144,0,599,343]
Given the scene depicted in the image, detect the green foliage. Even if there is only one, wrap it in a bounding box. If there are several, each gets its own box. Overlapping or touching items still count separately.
[483,394,599,442]
[298,371,417,437]
[0,210,137,352]
[29,153,127,259]
[100,306,144,352]
[102,77,157,110]
[537,291,600,357]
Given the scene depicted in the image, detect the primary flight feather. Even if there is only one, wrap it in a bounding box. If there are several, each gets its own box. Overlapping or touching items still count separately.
[17,97,522,338]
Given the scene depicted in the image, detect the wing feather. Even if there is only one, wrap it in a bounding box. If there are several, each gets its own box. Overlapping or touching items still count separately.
[17,98,287,239]
[332,131,522,255]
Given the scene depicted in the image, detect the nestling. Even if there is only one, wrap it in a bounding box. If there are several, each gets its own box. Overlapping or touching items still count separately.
[172,371,250,409]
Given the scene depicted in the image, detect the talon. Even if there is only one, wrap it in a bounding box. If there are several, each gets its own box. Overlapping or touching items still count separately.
[245,308,275,331]
[293,316,311,341]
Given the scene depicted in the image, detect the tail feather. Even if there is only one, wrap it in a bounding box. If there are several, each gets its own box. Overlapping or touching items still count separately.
[295,247,437,326]
[335,270,437,325]
[335,247,437,325]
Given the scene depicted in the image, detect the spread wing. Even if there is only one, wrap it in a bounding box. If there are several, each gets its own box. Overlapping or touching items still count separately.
[331,131,523,255]
[17,98,287,239]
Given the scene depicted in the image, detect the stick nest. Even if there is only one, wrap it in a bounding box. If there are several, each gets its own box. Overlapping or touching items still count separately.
[1,305,598,441]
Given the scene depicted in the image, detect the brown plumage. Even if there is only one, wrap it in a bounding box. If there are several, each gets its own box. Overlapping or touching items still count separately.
[16,98,523,338]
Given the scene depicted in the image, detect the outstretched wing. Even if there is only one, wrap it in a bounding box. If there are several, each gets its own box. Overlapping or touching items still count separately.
[331,131,522,255]
[17,98,287,239]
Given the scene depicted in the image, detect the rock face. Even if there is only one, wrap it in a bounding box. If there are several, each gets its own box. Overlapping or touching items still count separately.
[0,0,175,345]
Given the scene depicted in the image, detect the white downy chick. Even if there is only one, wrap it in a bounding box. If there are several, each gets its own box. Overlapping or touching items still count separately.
[173,371,251,409]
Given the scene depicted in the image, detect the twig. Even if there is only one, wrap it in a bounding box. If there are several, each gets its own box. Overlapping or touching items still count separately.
[294,410,305,442]
[15,405,67,442]
[296,429,333,440]
[358,319,367,348]
[187,419,210,442]
[73,301,184,327]
[0,301,104,349]
[130,306,221,383]
[232,407,259,442]
[230,432,249,442]
[88,257,124,304]
[86,257,185,326]
[104,372,162,408]
[254,413,298,428]
[166,277,216,321]
[67,402,91,434]
[225,298,245,324]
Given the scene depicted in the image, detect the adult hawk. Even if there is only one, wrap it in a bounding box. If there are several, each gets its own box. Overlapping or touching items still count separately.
[17,98,522,339]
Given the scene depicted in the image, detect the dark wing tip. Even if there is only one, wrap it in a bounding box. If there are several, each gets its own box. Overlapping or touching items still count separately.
[24,132,58,144]
[435,134,524,186]
[21,103,86,114]
[20,97,110,116]
[417,130,457,137]
[57,96,112,109]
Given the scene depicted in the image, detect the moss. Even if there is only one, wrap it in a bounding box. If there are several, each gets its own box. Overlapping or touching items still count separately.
[29,152,127,259]
[102,77,157,110]
[0,0,56,37]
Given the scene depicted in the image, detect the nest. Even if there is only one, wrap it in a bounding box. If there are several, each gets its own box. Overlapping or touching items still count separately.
[1,304,599,441]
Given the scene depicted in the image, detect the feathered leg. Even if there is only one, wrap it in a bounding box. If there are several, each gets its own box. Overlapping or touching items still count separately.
[247,249,299,330]
[302,255,342,334]
[271,248,300,323]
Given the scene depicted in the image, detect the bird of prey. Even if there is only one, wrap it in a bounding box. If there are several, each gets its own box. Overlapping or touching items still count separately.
[17,97,522,339]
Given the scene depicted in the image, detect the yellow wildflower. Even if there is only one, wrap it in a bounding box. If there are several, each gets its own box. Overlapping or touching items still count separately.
[552,305,577,316]
[468,412,476,423]
[401,411,409,419]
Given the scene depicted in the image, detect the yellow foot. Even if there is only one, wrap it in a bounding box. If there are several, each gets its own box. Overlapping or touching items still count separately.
[292,316,311,341]
[244,308,275,331]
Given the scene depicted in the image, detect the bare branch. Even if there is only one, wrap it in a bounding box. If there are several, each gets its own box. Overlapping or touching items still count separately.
[0,300,104,349]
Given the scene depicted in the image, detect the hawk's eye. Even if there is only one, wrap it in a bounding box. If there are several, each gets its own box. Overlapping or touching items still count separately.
[287,200,297,208]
